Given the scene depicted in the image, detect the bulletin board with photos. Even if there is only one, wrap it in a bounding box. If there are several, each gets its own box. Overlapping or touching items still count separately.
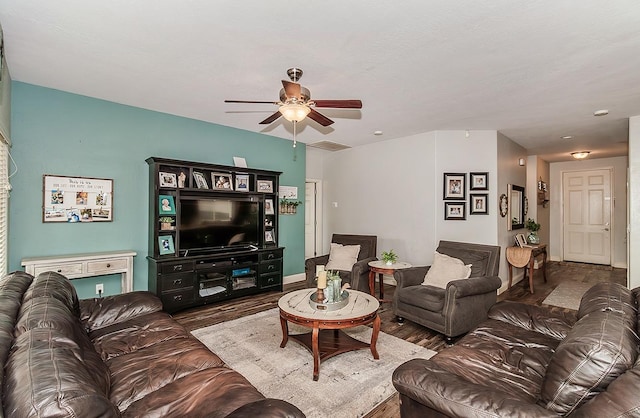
[43,175,113,222]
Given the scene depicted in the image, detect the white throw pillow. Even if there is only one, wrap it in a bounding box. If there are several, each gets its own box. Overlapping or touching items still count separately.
[422,251,472,288]
[325,243,361,271]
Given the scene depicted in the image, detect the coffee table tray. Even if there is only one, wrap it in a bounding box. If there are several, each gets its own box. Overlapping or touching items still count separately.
[309,290,349,311]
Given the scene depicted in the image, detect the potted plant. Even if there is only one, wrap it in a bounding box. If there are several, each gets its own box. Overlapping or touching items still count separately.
[525,218,541,244]
[280,198,302,214]
[381,249,398,266]
[159,216,175,230]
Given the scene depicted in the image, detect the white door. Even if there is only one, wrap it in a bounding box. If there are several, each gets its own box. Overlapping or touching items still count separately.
[562,169,612,265]
[305,181,318,259]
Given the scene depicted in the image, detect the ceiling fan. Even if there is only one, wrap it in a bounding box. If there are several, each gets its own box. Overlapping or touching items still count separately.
[224,68,362,127]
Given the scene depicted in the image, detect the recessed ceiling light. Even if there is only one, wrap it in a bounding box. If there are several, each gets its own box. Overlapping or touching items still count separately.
[594,109,609,116]
[373,130,383,136]
[561,135,573,140]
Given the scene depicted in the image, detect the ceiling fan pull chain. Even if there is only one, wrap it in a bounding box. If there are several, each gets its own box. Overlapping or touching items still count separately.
[293,121,297,148]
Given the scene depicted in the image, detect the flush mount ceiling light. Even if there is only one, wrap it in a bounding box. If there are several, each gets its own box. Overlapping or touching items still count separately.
[561,135,573,140]
[571,151,591,159]
[593,109,609,117]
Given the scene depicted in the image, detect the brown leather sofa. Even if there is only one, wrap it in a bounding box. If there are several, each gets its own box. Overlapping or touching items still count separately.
[0,271,305,418]
[305,234,377,292]
[392,281,640,417]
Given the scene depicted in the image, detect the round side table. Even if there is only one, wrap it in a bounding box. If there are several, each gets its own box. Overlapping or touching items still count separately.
[368,260,412,302]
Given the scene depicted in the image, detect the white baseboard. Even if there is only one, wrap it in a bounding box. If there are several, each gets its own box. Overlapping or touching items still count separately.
[284,273,306,285]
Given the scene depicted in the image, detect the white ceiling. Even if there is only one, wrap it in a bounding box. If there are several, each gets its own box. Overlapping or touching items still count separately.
[0,1,639,162]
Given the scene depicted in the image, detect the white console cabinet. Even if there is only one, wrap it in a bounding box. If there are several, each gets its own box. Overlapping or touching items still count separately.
[21,250,137,293]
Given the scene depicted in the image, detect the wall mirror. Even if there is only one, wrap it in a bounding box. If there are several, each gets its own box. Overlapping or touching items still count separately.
[507,184,525,231]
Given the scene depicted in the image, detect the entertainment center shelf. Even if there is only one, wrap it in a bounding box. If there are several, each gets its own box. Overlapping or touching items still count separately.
[146,157,284,313]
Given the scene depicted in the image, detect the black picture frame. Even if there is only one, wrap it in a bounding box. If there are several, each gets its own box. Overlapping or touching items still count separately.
[444,202,466,220]
[443,173,466,200]
[469,194,489,215]
[469,172,489,190]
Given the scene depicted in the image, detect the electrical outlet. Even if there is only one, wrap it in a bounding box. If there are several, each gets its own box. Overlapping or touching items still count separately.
[96,283,104,295]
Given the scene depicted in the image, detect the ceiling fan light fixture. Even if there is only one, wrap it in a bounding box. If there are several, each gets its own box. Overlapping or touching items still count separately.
[571,151,590,159]
[279,103,310,122]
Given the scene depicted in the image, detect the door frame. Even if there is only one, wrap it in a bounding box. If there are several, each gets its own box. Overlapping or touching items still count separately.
[560,167,614,265]
[305,179,323,259]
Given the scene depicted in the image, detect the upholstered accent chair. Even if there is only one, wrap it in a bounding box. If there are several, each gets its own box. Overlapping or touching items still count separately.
[305,234,377,293]
[392,240,501,344]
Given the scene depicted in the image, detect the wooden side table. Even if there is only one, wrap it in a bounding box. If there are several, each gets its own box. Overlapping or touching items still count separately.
[368,260,412,302]
[506,244,547,293]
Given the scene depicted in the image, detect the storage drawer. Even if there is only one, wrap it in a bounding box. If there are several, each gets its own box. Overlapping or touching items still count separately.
[160,261,195,274]
[260,273,282,289]
[259,249,282,262]
[162,288,195,310]
[260,260,281,275]
[159,272,195,292]
[87,258,127,273]
[33,263,83,277]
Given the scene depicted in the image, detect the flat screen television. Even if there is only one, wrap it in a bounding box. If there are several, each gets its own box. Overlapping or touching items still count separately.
[178,196,260,255]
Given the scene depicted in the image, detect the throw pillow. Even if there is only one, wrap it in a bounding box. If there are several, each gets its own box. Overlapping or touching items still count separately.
[422,251,472,288]
[325,243,361,271]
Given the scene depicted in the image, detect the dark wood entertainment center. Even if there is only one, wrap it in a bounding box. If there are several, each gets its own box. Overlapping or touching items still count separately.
[146,157,284,313]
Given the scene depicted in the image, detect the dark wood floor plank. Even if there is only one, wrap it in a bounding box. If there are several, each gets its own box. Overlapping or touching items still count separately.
[172,261,626,418]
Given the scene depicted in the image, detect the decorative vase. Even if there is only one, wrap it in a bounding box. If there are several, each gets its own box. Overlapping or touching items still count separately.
[527,232,540,244]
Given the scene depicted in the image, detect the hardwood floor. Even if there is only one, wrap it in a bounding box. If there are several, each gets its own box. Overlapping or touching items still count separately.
[172,261,626,417]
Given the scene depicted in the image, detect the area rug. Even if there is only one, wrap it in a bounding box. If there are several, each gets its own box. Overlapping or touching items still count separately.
[542,281,593,310]
[191,308,436,418]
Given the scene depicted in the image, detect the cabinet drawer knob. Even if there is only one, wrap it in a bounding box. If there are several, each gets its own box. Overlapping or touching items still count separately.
[172,279,182,286]
[268,265,275,270]
[173,295,183,302]
[106,263,111,268]
[268,254,275,259]
[57,269,62,273]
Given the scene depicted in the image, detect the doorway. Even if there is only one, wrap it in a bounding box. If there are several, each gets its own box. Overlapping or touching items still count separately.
[562,169,612,265]
[305,180,323,259]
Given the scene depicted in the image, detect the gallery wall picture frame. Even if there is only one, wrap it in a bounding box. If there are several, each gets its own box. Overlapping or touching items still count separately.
[443,173,466,200]
[212,173,233,190]
[257,179,273,193]
[235,174,250,192]
[158,194,176,215]
[469,172,489,191]
[193,171,209,189]
[159,171,177,188]
[43,175,113,223]
[469,194,489,215]
[515,233,528,248]
[158,235,175,255]
[444,202,466,220]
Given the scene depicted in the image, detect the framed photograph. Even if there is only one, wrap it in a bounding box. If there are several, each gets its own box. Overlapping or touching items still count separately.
[515,233,527,248]
[265,198,275,215]
[235,174,250,192]
[265,230,275,243]
[257,180,273,193]
[444,202,466,220]
[159,171,177,188]
[43,175,113,223]
[212,173,233,190]
[193,171,209,189]
[158,194,176,215]
[158,235,175,255]
[469,172,489,191]
[443,173,466,200]
[469,194,488,215]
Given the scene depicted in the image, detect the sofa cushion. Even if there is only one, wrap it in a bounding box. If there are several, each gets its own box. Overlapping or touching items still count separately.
[325,243,360,271]
[422,252,471,289]
[80,291,163,332]
[398,285,445,312]
[24,272,80,315]
[541,310,639,415]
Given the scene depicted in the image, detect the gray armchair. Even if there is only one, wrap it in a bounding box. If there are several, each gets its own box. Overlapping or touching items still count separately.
[305,234,377,293]
[392,240,501,344]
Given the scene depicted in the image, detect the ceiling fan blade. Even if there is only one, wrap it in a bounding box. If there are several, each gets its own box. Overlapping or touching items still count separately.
[313,99,362,109]
[281,80,302,99]
[259,111,282,125]
[307,109,334,126]
[225,100,279,104]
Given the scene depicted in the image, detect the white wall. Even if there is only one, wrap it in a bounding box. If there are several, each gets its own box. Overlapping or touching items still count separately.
[629,115,640,288]
[526,156,550,246]
[496,132,528,291]
[549,156,628,268]
[305,147,326,180]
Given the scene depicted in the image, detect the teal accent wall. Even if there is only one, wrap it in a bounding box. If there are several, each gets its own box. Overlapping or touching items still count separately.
[9,82,305,298]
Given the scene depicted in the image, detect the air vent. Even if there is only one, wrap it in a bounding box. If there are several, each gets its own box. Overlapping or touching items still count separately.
[307,141,351,152]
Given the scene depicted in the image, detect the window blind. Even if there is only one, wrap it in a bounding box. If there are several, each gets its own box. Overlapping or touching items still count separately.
[0,141,9,276]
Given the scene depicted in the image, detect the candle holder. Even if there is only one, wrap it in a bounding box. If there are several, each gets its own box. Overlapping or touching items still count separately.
[316,288,325,303]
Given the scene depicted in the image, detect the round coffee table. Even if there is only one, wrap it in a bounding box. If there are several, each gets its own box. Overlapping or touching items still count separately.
[278,288,380,381]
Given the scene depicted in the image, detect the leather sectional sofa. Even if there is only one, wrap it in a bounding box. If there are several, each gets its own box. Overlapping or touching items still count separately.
[393,281,640,417]
[0,271,305,418]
